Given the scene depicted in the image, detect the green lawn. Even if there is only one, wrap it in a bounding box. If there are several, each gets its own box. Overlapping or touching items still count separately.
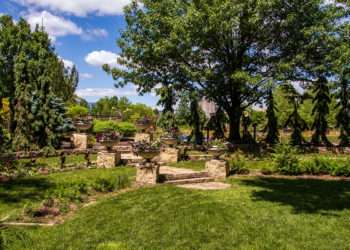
[169,160,207,171]
[18,154,98,169]
[3,177,350,249]
[0,167,135,221]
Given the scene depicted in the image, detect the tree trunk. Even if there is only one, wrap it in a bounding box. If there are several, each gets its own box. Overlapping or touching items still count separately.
[228,109,242,143]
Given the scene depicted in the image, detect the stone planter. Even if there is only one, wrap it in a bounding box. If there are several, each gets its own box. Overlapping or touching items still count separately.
[135,123,149,131]
[137,150,160,162]
[97,151,121,168]
[161,137,177,147]
[134,133,151,143]
[74,119,92,133]
[72,133,88,150]
[159,147,180,164]
[136,163,160,185]
[207,147,226,159]
[100,139,120,151]
[205,159,230,179]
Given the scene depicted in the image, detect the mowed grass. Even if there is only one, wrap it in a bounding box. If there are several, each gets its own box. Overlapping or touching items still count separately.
[18,154,98,169]
[3,177,350,249]
[0,167,135,220]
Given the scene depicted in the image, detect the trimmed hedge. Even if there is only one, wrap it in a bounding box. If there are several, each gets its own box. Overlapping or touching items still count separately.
[93,120,136,136]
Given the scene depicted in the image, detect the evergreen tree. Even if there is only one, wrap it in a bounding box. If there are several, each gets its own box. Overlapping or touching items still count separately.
[189,92,203,145]
[311,76,332,145]
[12,20,34,151]
[336,65,350,146]
[0,15,21,136]
[283,84,308,146]
[265,89,279,144]
[205,108,227,140]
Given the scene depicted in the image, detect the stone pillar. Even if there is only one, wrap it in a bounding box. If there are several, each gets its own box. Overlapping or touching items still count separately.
[134,133,152,143]
[136,163,160,185]
[97,152,121,168]
[205,159,230,178]
[72,133,88,150]
[159,147,180,164]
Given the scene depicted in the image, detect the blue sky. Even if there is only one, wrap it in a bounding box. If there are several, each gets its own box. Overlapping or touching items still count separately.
[0,0,159,107]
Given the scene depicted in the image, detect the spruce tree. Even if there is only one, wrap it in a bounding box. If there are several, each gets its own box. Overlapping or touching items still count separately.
[265,89,279,144]
[283,84,308,146]
[311,76,332,146]
[12,20,34,151]
[30,27,66,151]
[336,65,350,146]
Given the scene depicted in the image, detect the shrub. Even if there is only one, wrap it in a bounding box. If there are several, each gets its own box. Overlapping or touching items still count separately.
[93,120,119,133]
[272,144,301,175]
[67,105,89,118]
[116,122,136,137]
[331,164,350,177]
[229,152,250,175]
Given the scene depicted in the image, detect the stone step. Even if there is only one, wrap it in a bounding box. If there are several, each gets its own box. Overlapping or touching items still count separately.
[162,172,209,181]
[164,177,215,185]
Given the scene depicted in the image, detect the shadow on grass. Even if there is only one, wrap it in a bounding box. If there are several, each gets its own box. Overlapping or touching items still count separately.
[0,177,53,204]
[240,177,350,214]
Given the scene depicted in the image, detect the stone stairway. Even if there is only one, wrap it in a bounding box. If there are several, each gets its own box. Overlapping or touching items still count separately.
[159,166,215,185]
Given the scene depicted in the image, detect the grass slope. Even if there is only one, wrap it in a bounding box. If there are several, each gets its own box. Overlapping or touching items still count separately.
[0,167,135,220]
[3,177,350,249]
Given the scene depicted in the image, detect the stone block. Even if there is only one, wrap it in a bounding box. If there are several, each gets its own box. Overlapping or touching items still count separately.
[159,147,180,164]
[205,159,229,179]
[72,133,88,150]
[134,133,151,143]
[97,152,121,168]
[136,163,159,185]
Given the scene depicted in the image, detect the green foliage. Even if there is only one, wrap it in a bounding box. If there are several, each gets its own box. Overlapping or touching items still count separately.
[282,83,309,145]
[67,105,89,118]
[229,152,250,175]
[336,65,350,146]
[265,89,279,144]
[0,16,78,151]
[273,144,301,175]
[311,77,332,145]
[93,120,119,133]
[116,122,136,137]
[91,96,155,123]
[92,120,136,136]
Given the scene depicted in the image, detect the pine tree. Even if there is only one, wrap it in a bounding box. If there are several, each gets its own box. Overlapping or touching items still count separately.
[282,84,308,146]
[189,92,203,145]
[13,51,34,151]
[30,27,67,151]
[311,76,332,146]
[265,89,279,144]
[12,20,35,151]
[336,65,350,146]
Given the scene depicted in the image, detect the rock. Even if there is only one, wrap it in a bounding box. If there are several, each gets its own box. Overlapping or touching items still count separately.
[136,163,160,185]
[97,152,121,168]
[72,133,88,150]
[205,159,230,179]
[134,133,152,143]
[159,147,180,164]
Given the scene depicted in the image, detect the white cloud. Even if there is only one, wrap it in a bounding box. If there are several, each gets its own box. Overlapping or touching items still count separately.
[60,58,74,69]
[16,0,131,16]
[25,11,109,42]
[85,50,124,68]
[80,73,94,79]
[25,11,83,41]
[82,28,108,41]
[76,88,138,98]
